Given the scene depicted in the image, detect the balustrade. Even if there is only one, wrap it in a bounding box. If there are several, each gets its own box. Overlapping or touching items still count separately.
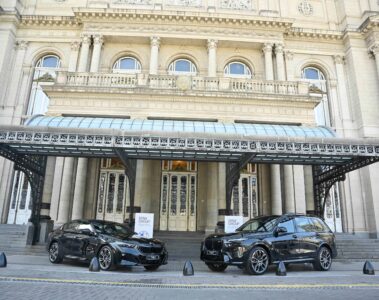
[54,71,309,96]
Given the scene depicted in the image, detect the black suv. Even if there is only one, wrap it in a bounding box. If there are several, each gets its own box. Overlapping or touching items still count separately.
[47,219,168,271]
[201,214,337,275]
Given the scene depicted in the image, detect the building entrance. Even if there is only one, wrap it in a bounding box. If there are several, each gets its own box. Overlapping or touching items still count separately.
[96,159,129,223]
[159,161,197,231]
[231,164,258,222]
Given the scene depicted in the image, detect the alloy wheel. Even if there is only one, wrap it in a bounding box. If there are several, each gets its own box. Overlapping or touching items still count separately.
[98,246,112,270]
[319,247,331,270]
[49,242,59,262]
[250,248,268,274]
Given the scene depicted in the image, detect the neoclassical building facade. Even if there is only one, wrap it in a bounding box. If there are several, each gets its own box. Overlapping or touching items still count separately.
[0,0,378,238]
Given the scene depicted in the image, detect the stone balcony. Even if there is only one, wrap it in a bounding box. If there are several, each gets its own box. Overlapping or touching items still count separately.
[53,71,312,99]
[44,71,320,125]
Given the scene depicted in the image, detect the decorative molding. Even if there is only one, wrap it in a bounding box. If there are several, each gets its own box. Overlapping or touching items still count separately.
[275,43,284,54]
[333,55,345,65]
[15,40,28,51]
[167,0,202,6]
[220,0,252,10]
[70,41,81,51]
[150,36,161,48]
[298,0,313,16]
[207,39,218,50]
[262,43,273,53]
[284,51,294,61]
[81,34,91,44]
[113,0,152,4]
[369,43,379,56]
[93,34,104,45]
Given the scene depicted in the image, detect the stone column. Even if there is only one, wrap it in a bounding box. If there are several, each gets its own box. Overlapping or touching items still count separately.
[77,34,91,73]
[284,51,294,81]
[206,162,218,234]
[263,43,274,80]
[334,55,352,127]
[5,40,28,107]
[49,157,65,221]
[270,165,282,215]
[56,157,75,224]
[370,44,379,84]
[284,165,295,213]
[71,158,88,220]
[217,163,226,222]
[149,36,160,75]
[293,165,306,214]
[275,43,286,80]
[16,66,33,119]
[304,166,315,213]
[207,39,218,77]
[90,35,103,73]
[259,164,271,216]
[68,41,81,72]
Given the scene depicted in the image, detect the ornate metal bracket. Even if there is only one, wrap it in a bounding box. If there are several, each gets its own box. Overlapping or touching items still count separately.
[313,157,379,218]
[0,144,46,243]
[225,153,256,214]
[114,148,137,224]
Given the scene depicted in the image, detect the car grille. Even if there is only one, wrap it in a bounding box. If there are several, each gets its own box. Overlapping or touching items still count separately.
[138,245,163,254]
[204,238,223,250]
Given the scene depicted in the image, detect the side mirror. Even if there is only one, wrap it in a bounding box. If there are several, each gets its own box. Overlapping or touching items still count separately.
[275,226,288,237]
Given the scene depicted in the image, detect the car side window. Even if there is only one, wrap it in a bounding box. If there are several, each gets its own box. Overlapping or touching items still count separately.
[277,218,295,233]
[64,221,79,232]
[295,217,313,233]
[311,217,330,233]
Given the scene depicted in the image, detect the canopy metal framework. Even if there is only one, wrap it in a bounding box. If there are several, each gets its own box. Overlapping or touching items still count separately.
[0,117,378,243]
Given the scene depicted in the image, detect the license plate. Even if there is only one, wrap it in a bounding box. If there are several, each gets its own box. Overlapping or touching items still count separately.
[147,254,160,260]
[206,250,219,256]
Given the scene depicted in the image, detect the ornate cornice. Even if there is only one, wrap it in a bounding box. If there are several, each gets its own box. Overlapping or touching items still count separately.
[19,15,81,27]
[286,27,343,41]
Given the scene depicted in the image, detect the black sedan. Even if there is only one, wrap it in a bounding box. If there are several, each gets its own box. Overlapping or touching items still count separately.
[201,214,337,275]
[47,219,168,271]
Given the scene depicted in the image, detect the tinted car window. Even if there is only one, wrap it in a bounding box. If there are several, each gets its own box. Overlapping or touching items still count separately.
[63,221,79,232]
[238,216,279,232]
[277,218,295,233]
[311,217,330,233]
[295,217,313,232]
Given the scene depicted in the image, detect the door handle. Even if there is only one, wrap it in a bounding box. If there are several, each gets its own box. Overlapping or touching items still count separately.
[292,234,298,238]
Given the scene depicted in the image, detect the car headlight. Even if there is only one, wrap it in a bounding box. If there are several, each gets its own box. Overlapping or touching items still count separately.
[117,243,137,249]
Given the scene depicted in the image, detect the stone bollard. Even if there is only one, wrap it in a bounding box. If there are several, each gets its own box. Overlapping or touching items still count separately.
[0,252,7,267]
[363,261,375,275]
[89,256,100,272]
[276,261,286,276]
[183,260,194,276]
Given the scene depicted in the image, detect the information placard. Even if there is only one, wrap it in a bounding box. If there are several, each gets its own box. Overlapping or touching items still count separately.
[224,216,244,233]
[134,213,154,238]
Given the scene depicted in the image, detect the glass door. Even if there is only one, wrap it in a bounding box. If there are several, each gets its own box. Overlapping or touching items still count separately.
[160,173,196,231]
[324,185,342,232]
[232,174,258,222]
[96,171,129,223]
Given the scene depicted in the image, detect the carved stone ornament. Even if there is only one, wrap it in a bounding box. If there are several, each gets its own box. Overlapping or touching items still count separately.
[298,0,313,16]
[16,40,28,50]
[176,76,192,91]
[207,39,218,50]
[220,0,252,10]
[113,0,152,4]
[167,0,202,6]
[333,55,344,65]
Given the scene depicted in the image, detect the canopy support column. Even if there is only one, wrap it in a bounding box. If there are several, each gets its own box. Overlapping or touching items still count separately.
[313,157,379,219]
[114,149,137,226]
[0,144,46,244]
[225,153,256,215]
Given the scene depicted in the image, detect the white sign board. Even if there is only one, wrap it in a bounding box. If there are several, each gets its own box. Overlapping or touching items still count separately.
[134,213,154,238]
[224,216,244,233]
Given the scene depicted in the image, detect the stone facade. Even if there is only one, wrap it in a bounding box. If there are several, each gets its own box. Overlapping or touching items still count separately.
[0,0,378,236]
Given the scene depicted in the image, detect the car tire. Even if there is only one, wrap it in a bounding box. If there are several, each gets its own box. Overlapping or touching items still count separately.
[98,245,115,271]
[206,263,228,272]
[144,265,160,271]
[245,246,269,275]
[313,246,332,271]
[49,241,63,264]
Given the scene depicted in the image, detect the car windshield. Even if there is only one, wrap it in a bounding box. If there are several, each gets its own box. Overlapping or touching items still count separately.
[236,216,279,233]
[90,221,133,238]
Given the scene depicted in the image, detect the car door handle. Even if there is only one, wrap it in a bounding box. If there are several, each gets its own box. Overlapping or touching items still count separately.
[292,234,298,238]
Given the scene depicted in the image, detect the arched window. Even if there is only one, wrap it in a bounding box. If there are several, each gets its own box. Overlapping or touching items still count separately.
[113,57,141,73]
[224,61,252,78]
[301,66,330,126]
[28,54,61,116]
[168,59,197,75]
